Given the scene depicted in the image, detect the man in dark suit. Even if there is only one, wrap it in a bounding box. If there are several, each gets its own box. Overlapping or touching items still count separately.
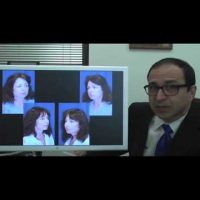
[129,99,200,156]
[129,58,200,156]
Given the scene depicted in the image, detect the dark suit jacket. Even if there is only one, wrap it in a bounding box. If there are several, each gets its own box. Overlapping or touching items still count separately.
[129,99,200,156]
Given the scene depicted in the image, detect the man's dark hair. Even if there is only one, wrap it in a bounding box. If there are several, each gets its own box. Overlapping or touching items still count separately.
[147,58,196,87]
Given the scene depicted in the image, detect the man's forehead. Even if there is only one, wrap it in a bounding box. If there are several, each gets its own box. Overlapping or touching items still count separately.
[148,65,184,79]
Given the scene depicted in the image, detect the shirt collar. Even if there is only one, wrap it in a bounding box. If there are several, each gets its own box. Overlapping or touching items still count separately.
[151,114,187,137]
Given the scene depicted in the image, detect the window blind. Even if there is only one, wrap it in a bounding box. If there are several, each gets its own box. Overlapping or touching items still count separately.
[0,43,87,65]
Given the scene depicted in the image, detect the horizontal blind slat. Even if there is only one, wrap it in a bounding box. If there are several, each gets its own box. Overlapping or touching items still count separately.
[0,44,83,65]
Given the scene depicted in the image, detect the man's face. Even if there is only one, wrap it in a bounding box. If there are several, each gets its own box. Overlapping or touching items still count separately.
[148,64,196,123]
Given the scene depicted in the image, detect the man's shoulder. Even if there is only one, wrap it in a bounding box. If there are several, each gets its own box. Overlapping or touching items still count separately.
[129,102,151,111]
[129,101,153,118]
[188,98,200,118]
[191,98,200,108]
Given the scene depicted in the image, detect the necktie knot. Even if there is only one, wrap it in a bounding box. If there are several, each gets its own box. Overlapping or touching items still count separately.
[162,124,173,136]
[155,124,173,156]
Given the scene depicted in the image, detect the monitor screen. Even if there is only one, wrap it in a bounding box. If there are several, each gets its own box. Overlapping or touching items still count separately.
[0,65,128,151]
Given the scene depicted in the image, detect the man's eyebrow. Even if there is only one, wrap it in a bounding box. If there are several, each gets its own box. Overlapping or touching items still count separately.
[163,80,180,84]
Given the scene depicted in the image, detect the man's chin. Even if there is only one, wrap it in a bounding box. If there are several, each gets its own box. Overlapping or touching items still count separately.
[156,113,172,122]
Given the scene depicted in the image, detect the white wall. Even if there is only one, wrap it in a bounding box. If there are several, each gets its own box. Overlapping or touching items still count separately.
[89,44,200,106]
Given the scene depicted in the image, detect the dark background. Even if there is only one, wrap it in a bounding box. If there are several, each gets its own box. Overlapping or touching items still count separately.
[0,70,124,146]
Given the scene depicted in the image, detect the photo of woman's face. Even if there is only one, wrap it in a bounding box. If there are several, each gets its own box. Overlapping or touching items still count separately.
[87,80,103,101]
[13,78,29,100]
[35,113,49,132]
[64,115,80,136]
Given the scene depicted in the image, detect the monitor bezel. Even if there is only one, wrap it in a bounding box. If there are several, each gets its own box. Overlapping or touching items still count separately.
[0,65,128,151]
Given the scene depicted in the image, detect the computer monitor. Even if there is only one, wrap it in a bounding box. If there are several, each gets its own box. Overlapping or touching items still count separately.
[0,65,128,151]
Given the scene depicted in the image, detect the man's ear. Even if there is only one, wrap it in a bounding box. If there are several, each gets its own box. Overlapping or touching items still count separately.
[189,85,197,100]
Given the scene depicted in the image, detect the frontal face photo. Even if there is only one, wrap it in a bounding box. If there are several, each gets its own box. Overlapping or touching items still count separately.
[2,70,35,114]
[23,102,55,146]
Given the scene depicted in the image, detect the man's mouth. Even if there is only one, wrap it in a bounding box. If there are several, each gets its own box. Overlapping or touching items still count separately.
[154,105,170,112]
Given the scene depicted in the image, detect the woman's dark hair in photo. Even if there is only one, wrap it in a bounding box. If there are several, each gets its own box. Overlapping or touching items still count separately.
[2,73,34,103]
[24,106,52,137]
[82,74,112,103]
[62,108,89,143]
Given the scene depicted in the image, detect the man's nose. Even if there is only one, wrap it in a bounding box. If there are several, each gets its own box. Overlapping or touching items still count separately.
[155,88,167,100]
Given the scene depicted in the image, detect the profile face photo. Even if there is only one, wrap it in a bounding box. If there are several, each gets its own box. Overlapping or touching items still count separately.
[59,103,90,146]
[80,71,112,116]
[23,103,55,146]
[2,70,35,114]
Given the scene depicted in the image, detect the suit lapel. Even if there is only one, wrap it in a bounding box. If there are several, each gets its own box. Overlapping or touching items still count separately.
[169,102,200,156]
[134,105,154,155]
